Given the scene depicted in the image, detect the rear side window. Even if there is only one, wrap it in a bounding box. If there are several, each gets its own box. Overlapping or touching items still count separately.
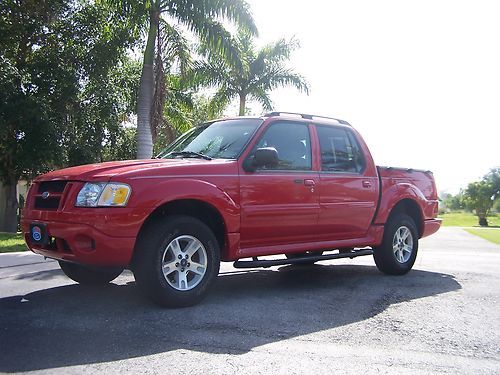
[316,126,365,173]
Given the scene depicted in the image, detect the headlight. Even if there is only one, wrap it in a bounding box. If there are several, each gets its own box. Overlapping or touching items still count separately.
[76,183,131,207]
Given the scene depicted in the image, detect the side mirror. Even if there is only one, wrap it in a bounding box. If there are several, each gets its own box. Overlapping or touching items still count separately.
[243,147,279,172]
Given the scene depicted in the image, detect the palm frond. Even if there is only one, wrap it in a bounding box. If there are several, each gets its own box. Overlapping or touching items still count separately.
[260,37,298,62]
[267,69,310,95]
[209,87,234,117]
[249,88,273,112]
[164,0,258,36]
[159,21,192,75]
[185,60,229,89]
[190,18,244,71]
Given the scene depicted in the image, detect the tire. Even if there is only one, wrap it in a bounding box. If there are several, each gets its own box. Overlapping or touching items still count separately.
[133,215,220,308]
[285,251,323,265]
[373,213,418,275]
[59,261,123,285]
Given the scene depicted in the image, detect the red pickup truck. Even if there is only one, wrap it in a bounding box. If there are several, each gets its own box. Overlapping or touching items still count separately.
[21,112,441,307]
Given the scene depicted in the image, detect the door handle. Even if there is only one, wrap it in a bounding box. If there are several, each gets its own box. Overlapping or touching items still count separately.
[362,180,372,188]
[304,179,316,187]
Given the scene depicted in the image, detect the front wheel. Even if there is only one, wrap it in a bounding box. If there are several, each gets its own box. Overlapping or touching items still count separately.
[133,215,220,308]
[59,261,123,285]
[373,213,418,275]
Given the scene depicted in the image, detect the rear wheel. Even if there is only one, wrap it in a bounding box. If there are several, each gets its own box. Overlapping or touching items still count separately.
[374,213,418,275]
[133,215,220,308]
[59,261,123,285]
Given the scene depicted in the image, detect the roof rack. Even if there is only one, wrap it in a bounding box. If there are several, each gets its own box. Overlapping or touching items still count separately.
[263,111,351,126]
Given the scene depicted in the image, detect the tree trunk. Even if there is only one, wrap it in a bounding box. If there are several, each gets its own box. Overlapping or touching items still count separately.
[238,93,246,116]
[136,6,160,159]
[1,178,19,233]
[478,216,488,227]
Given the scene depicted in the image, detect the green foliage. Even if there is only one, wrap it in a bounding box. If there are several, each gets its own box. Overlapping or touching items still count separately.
[439,211,500,227]
[464,228,500,245]
[103,125,138,161]
[0,232,26,253]
[440,192,464,212]
[0,0,140,176]
[0,0,141,231]
[70,57,141,165]
[153,92,222,155]
[189,30,309,116]
[463,168,500,226]
[494,198,500,213]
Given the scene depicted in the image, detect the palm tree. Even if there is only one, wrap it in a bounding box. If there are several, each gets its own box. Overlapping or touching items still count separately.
[189,31,309,116]
[125,0,257,159]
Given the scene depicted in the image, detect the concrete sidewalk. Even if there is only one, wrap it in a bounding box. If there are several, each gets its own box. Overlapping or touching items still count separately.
[0,252,53,268]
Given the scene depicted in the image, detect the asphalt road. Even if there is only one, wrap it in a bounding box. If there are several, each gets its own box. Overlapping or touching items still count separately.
[0,227,499,374]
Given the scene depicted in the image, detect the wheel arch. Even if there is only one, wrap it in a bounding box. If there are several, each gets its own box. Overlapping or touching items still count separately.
[387,199,424,238]
[131,199,228,267]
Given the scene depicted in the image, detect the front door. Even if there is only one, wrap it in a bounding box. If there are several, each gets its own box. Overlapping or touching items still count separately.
[239,121,319,251]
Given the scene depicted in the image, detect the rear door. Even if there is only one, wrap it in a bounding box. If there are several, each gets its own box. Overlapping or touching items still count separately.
[314,125,379,240]
[239,120,320,250]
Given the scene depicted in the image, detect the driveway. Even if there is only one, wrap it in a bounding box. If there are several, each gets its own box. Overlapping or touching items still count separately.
[0,227,499,374]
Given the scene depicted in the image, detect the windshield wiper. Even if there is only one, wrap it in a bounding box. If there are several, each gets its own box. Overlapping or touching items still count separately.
[167,151,213,160]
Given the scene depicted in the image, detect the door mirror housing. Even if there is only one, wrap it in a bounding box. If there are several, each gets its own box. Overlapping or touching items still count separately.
[243,147,279,172]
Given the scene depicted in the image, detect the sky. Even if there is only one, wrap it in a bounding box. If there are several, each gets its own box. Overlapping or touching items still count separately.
[238,0,499,194]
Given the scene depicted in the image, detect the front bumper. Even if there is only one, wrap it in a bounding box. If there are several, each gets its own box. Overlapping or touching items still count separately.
[22,219,137,267]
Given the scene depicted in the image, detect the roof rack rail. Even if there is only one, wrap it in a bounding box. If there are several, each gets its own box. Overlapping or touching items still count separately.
[263,111,351,126]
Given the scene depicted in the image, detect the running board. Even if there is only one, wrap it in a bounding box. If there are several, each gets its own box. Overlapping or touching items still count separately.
[233,249,374,269]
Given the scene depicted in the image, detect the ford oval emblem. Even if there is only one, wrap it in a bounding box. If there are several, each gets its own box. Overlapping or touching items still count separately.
[41,191,50,199]
[31,226,42,241]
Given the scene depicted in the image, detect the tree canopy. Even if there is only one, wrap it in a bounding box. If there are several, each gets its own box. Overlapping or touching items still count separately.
[463,168,500,226]
[0,0,140,231]
[124,0,258,159]
[189,30,309,116]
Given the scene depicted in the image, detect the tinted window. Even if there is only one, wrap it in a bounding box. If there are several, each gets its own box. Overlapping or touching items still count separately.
[317,126,365,173]
[253,121,311,170]
[158,119,263,159]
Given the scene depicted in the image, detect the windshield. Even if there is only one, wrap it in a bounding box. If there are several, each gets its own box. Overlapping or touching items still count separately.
[158,118,263,160]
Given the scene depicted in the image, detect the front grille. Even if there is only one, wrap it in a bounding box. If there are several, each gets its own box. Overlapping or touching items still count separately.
[38,180,67,194]
[33,180,69,210]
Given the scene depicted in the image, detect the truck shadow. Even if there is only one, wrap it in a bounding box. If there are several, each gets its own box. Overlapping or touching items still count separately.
[0,265,460,372]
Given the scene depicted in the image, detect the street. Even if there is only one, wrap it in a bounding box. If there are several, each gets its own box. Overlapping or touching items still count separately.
[1,227,499,374]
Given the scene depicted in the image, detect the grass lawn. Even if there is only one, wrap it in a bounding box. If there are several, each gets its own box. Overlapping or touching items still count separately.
[464,228,500,245]
[439,211,500,227]
[0,232,27,253]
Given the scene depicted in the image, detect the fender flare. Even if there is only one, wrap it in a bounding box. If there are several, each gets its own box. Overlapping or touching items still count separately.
[374,183,426,226]
[136,178,240,233]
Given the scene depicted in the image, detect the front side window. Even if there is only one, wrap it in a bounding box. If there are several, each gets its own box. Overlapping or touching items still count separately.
[252,121,312,170]
[158,118,263,159]
[316,126,366,173]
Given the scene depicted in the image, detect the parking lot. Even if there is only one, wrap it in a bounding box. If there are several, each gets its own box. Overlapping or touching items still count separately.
[1,227,499,374]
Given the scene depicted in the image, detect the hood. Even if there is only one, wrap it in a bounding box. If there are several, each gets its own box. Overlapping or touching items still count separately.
[35,159,226,182]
